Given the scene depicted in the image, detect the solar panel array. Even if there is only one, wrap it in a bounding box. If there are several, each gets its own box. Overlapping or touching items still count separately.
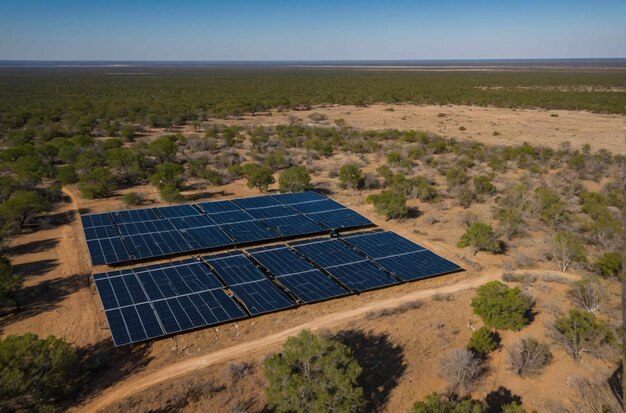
[93,229,462,346]
[82,192,373,266]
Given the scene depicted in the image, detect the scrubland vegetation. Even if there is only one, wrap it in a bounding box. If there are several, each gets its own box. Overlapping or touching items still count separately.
[0,68,624,412]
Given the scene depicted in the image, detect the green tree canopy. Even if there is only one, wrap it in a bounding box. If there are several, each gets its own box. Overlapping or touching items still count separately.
[0,256,23,309]
[0,334,77,412]
[148,135,178,163]
[471,281,532,331]
[150,162,184,190]
[78,167,115,199]
[366,190,409,220]
[246,166,275,192]
[339,163,363,190]
[263,330,364,413]
[457,222,501,255]
[0,191,49,232]
[279,166,311,193]
[412,393,486,413]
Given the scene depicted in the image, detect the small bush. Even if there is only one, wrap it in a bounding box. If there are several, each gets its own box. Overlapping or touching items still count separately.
[569,277,604,312]
[473,175,496,195]
[246,166,275,192]
[508,337,552,377]
[471,281,532,331]
[551,309,614,361]
[459,126,466,131]
[457,223,501,255]
[593,251,621,277]
[339,163,363,190]
[446,167,468,188]
[366,190,408,220]
[278,166,311,193]
[439,348,484,394]
[122,192,144,206]
[467,327,499,356]
[412,393,485,413]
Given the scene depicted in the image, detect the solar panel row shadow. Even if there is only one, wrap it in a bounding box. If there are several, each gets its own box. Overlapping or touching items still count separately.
[342,231,463,281]
[82,191,373,266]
[93,260,247,346]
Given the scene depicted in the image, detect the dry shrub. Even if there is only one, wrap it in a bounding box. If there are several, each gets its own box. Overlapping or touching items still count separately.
[569,277,605,312]
[508,337,553,377]
[227,361,255,383]
[439,348,485,394]
[364,300,422,320]
[432,293,454,302]
[569,375,622,413]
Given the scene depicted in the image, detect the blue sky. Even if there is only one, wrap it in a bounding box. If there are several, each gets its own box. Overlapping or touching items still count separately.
[0,0,624,60]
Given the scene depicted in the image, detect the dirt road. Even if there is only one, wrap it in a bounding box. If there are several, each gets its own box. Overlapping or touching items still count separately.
[78,272,495,413]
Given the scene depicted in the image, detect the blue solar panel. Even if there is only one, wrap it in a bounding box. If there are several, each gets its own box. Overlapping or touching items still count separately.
[93,260,247,346]
[249,246,349,303]
[342,231,425,258]
[232,195,282,210]
[262,215,325,237]
[308,209,372,229]
[207,210,254,225]
[375,250,462,281]
[219,221,279,244]
[157,204,203,219]
[203,252,295,314]
[245,206,296,220]
[197,200,240,214]
[179,226,234,249]
[271,191,326,205]
[289,199,344,214]
[82,192,376,265]
[291,238,398,292]
[110,208,160,224]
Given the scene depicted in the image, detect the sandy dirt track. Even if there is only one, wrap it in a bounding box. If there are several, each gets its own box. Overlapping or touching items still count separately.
[77,272,496,413]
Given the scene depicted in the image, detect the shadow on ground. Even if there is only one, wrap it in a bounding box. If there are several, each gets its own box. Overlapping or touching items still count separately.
[333,329,406,412]
[8,238,59,256]
[0,272,88,329]
[68,339,154,410]
[485,386,522,412]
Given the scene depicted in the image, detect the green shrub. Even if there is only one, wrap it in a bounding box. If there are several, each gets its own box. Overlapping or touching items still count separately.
[339,163,363,190]
[150,162,184,190]
[412,392,486,413]
[473,175,495,195]
[457,222,501,255]
[122,192,144,206]
[467,326,499,356]
[495,207,523,241]
[366,190,408,220]
[552,309,614,361]
[593,252,622,277]
[247,166,275,192]
[159,184,184,203]
[78,167,115,199]
[471,281,532,331]
[446,167,468,188]
[279,166,311,193]
[55,165,78,185]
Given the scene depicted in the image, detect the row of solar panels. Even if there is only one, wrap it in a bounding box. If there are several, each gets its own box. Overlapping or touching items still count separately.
[94,230,462,346]
[81,192,373,266]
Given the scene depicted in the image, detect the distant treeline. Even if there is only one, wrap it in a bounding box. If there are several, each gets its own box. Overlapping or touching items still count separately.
[0,68,624,141]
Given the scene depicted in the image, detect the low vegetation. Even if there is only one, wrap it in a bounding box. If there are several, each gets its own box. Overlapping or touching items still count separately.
[508,337,553,377]
[471,281,533,331]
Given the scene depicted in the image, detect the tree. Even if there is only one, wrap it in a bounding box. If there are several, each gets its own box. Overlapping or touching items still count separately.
[55,165,78,185]
[279,166,311,193]
[263,330,364,413]
[534,187,568,231]
[548,231,586,272]
[507,337,552,377]
[569,277,605,313]
[457,223,501,255]
[247,166,275,192]
[159,184,184,203]
[412,393,486,413]
[366,190,408,220]
[339,163,363,190]
[552,309,614,361]
[122,192,144,206]
[471,281,532,331]
[594,251,621,277]
[0,176,17,203]
[148,135,178,163]
[467,327,499,356]
[0,256,23,309]
[496,208,523,241]
[78,167,115,199]
[439,348,484,394]
[150,162,184,190]
[0,334,77,412]
[106,148,143,184]
[0,191,49,232]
